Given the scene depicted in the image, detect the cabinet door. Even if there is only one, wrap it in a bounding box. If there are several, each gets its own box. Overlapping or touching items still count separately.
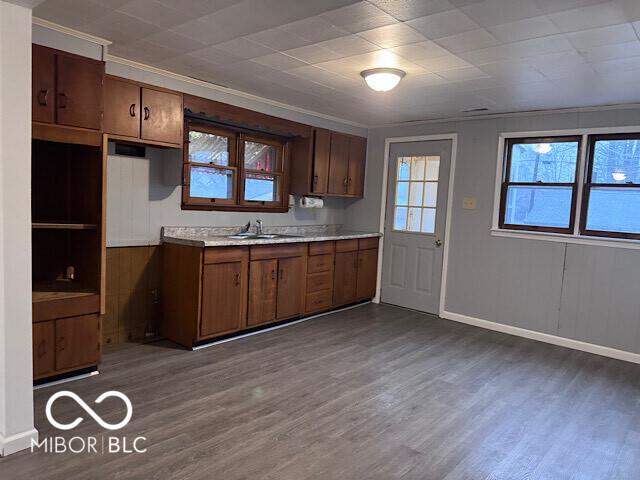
[333,251,358,305]
[33,321,55,378]
[140,87,183,145]
[32,45,55,124]
[201,262,245,337]
[327,133,350,194]
[55,314,100,371]
[356,249,378,299]
[312,129,330,194]
[56,54,104,130]
[248,259,278,326]
[347,136,366,197]
[104,77,140,138]
[276,256,305,319]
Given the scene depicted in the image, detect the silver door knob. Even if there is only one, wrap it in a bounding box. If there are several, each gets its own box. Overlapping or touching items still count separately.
[435,239,443,247]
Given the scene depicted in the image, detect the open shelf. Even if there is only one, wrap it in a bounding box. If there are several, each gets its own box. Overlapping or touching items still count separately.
[33,222,97,230]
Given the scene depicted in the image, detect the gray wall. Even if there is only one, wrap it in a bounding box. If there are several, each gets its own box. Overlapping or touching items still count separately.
[345,108,640,355]
[106,145,345,246]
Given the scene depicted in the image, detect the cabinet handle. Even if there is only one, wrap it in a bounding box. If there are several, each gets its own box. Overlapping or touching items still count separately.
[313,174,318,184]
[234,273,240,286]
[37,89,48,106]
[343,177,348,186]
[58,93,67,108]
[271,269,276,281]
[279,269,283,280]
[129,103,136,117]
[143,106,150,120]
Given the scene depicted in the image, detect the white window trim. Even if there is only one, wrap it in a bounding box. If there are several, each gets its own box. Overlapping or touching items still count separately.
[492,125,640,250]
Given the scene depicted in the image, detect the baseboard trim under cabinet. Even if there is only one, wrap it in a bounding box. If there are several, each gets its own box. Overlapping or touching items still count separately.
[33,366,99,390]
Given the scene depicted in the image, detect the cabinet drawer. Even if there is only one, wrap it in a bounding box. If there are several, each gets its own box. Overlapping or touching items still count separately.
[306,271,332,293]
[204,246,248,264]
[251,243,305,260]
[335,239,358,252]
[309,241,334,256]
[307,254,333,273]
[305,290,332,313]
[358,237,379,250]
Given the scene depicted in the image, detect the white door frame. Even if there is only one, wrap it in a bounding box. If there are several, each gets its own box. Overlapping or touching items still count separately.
[374,133,458,318]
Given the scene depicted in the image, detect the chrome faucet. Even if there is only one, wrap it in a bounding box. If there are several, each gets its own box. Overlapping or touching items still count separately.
[255,219,263,236]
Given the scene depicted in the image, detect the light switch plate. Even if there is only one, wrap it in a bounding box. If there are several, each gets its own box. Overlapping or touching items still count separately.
[462,197,477,210]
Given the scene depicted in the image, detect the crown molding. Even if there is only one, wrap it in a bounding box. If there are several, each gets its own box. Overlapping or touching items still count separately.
[32,17,111,46]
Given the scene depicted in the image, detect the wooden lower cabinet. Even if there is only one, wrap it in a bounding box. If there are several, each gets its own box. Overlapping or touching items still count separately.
[248,259,278,326]
[357,248,378,300]
[162,238,378,348]
[33,321,55,378]
[333,251,358,306]
[55,314,101,371]
[201,261,246,337]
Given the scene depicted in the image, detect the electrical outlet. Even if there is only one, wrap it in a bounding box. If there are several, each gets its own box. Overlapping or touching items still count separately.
[462,197,477,210]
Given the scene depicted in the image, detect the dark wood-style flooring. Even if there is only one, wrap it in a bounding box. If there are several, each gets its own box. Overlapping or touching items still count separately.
[3,303,640,479]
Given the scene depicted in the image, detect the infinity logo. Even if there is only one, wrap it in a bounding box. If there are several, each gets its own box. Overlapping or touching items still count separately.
[45,391,133,431]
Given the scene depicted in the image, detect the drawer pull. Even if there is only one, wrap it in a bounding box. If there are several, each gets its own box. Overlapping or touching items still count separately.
[38,89,48,106]
[129,103,136,117]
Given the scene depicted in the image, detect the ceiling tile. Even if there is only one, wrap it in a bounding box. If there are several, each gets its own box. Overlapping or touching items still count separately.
[548,2,630,32]
[488,16,560,43]
[566,23,638,49]
[245,27,311,51]
[460,35,576,64]
[434,29,501,53]
[357,23,427,48]
[316,50,428,76]
[144,30,207,54]
[407,10,480,39]
[317,35,380,57]
[279,16,351,43]
[477,60,547,82]
[436,65,489,81]
[213,37,275,59]
[591,55,640,73]
[117,0,197,28]
[579,39,640,62]
[415,53,472,72]
[189,45,244,65]
[251,52,308,70]
[154,0,238,16]
[391,41,453,62]
[532,0,611,15]
[34,0,112,29]
[461,0,545,28]
[84,11,163,44]
[320,1,397,33]
[284,44,343,64]
[367,0,456,21]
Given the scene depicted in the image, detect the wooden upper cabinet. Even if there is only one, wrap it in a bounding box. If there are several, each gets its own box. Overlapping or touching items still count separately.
[276,256,305,320]
[333,250,358,306]
[348,136,367,197]
[140,87,183,145]
[312,129,331,194]
[56,54,104,130]
[103,76,140,138]
[32,45,55,124]
[327,133,350,194]
[201,262,245,337]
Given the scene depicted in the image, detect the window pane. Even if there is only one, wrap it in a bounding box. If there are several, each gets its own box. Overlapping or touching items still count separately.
[244,141,277,172]
[425,157,440,181]
[244,173,279,202]
[592,139,640,184]
[396,182,409,206]
[409,182,424,206]
[408,208,421,231]
[411,157,425,180]
[424,182,438,207]
[421,208,436,233]
[504,185,573,228]
[398,158,410,180]
[586,187,640,233]
[190,166,233,199]
[189,131,229,166]
[394,207,407,230]
[509,141,578,183]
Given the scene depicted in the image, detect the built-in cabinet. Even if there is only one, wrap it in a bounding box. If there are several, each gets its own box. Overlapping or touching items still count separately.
[32,44,104,130]
[291,129,367,198]
[162,238,379,348]
[104,75,183,147]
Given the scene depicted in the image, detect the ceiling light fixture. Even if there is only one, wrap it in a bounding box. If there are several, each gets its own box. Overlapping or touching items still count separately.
[360,68,406,92]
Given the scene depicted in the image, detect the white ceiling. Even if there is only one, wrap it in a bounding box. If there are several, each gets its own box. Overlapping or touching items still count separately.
[33,0,640,126]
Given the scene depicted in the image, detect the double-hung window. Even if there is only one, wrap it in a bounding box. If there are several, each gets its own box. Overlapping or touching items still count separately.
[497,131,640,242]
[499,137,581,234]
[183,120,288,212]
[582,134,640,239]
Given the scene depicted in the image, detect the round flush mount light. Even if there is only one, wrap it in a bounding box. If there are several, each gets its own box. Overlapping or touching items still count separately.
[360,68,406,92]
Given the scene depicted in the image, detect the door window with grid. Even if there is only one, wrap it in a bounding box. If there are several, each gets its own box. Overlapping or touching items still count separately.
[393,156,440,233]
